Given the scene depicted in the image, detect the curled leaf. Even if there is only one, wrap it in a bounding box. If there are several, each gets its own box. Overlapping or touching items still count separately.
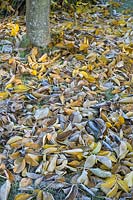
[65,185,78,200]
[47,155,58,172]
[77,170,88,184]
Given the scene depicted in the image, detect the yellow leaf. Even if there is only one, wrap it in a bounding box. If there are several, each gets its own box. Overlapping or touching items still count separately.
[117,179,129,193]
[5,83,13,90]
[72,68,79,77]
[126,142,133,151]
[106,122,112,128]
[10,24,19,36]
[80,37,89,52]
[38,53,48,62]
[79,71,88,79]
[13,84,30,93]
[74,54,85,60]
[14,193,32,200]
[107,183,118,198]
[30,69,37,76]
[10,152,20,159]
[101,175,117,189]
[108,155,117,163]
[101,112,109,122]
[68,160,80,167]
[92,142,102,154]
[7,136,23,145]
[118,116,125,125]
[37,190,43,200]
[79,71,96,83]
[0,91,9,100]
[80,65,88,71]
[124,171,133,187]
[88,65,94,71]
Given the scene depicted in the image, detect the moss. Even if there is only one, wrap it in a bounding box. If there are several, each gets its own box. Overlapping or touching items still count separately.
[19,34,31,48]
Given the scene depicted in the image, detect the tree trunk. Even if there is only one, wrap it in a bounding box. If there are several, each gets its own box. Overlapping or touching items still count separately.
[26,0,50,47]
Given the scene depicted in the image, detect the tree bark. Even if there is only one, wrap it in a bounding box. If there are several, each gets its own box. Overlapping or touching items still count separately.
[26,0,50,47]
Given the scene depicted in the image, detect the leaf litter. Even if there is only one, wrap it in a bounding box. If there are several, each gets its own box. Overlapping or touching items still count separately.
[0,1,133,200]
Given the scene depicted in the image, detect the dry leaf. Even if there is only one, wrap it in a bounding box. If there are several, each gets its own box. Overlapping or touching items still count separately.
[77,170,88,184]
[117,179,129,193]
[14,158,26,173]
[0,91,9,100]
[124,171,133,187]
[107,183,118,198]
[101,175,117,189]
[0,180,11,200]
[84,155,96,169]
[43,191,55,200]
[47,155,58,172]
[89,168,112,178]
[34,107,49,120]
[97,156,112,168]
[14,193,32,200]
[65,185,78,200]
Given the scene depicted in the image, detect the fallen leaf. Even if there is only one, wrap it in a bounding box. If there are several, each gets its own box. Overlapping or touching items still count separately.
[84,155,96,169]
[0,91,9,100]
[65,185,78,200]
[43,191,55,200]
[34,107,49,120]
[89,168,112,178]
[124,171,133,187]
[101,175,117,189]
[0,180,11,200]
[107,183,118,198]
[117,179,129,193]
[14,193,32,200]
[97,156,112,168]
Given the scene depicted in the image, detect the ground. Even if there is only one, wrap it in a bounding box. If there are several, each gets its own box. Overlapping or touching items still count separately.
[0,1,133,200]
